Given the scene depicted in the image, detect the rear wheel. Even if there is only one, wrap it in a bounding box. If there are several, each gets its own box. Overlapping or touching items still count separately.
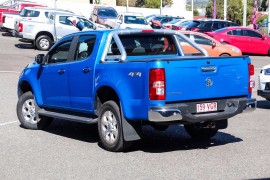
[220,53,230,57]
[267,48,270,56]
[35,35,52,51]
[184,124,218,140]
[98,101,131,152]
[17,91,52,130]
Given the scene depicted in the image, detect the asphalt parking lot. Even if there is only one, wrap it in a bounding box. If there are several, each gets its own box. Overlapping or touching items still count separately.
[0,31,270,179]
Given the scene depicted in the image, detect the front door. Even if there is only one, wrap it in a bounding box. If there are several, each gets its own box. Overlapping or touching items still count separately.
[39,38,73,109]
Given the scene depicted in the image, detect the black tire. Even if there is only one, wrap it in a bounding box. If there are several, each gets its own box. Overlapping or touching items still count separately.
[98,101,129,152]
[220,53,230,57]
[35,35,52,51]
[268,48,270,56]
[184,124,218,140]
[16,91,52,130]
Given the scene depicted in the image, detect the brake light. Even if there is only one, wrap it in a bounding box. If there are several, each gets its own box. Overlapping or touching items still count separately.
[18,22,23,32]
[165,25,171,29]
[191,27,199,31]
[149,68,166,100]
[142,29,154,33]
[248,64,255,93]
[172,26,182,30]
[2,15,5,23]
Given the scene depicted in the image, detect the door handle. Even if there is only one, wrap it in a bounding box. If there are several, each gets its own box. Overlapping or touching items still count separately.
[83,67,90,73]
[58,69,65,74]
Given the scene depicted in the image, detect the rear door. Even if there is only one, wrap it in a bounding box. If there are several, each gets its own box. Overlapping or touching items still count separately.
[243,30,268,54]
[67,34,99,112]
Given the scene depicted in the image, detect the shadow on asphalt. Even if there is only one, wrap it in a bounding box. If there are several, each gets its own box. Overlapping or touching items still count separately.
[257,100,270,109]
[15,43,35,50]
[40,119,242,153]
[129,125,242,153]
[1,32,12,37]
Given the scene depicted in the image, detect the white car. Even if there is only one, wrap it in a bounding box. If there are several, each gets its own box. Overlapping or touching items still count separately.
[258,64,270,100]
[113,12,152,29]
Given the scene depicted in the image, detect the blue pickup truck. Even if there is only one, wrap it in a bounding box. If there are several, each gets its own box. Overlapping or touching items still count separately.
[16,29,256,152]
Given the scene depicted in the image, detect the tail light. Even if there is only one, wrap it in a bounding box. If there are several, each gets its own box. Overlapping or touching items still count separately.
[248,64,255,93]
[172,26,182,30]
[191,27,199,31]
[2,15,5,23]
[149,68,166,100]
[165,25,171,29]
[18,22,23,32]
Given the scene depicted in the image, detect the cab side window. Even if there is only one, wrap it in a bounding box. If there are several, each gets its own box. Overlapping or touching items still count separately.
[74,35,96,61]
[48,40,72,64]
[59,16,72,26]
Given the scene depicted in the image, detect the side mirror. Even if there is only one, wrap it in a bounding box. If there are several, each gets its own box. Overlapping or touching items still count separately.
[212,42,217,48]
[35,54,44,64]
[262,36,267,40]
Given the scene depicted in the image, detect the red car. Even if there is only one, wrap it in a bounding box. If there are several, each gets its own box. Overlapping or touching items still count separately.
[206,26,270,55]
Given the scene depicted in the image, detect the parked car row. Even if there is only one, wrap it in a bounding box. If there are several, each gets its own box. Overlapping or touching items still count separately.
[0,4,106,51]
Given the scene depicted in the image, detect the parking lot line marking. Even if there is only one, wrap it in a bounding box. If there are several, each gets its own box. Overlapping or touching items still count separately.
[0,71,20,74]
[0,121,18,126]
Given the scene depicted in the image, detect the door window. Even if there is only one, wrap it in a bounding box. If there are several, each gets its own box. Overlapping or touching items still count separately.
[232,30,243,36]
[47,40,72,64]
[193,35,212,46]
[74,35,96,61]
[245,30,262,38]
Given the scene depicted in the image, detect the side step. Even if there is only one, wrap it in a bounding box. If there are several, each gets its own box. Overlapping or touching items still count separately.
[38,109,97,124]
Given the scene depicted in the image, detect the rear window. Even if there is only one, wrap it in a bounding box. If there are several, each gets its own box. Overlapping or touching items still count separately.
[106,34,177,58]
[198,22,212,28]
[20,9,40,17]
[98,8,117,17]
[124,15,147,25]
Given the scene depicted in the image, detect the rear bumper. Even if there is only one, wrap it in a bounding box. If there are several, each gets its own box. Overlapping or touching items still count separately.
[148,98,256,123]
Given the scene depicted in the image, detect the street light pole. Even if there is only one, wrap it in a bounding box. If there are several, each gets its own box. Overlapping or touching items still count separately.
[224,0,227,20]
[160,0,162,15]
[213,0,216,19]
[126,0,129,12]
[243,0,247,26]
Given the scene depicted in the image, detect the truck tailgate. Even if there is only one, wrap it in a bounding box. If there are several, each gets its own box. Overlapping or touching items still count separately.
[164,56,250,102]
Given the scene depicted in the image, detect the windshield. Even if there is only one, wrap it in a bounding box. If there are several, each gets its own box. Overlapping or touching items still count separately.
[98,8,117,17]
[168,19,181,24]
[185,21,200,28]
[214,27,228,32]
[124,15,147,25]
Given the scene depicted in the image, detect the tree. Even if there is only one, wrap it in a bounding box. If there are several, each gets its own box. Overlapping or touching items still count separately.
[116,0,136,7]
[205,0,256,25]
[135,0,173,8]
[194,9,199,16]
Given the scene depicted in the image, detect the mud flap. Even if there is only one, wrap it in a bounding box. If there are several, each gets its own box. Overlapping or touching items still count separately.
[120,106,141,141]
